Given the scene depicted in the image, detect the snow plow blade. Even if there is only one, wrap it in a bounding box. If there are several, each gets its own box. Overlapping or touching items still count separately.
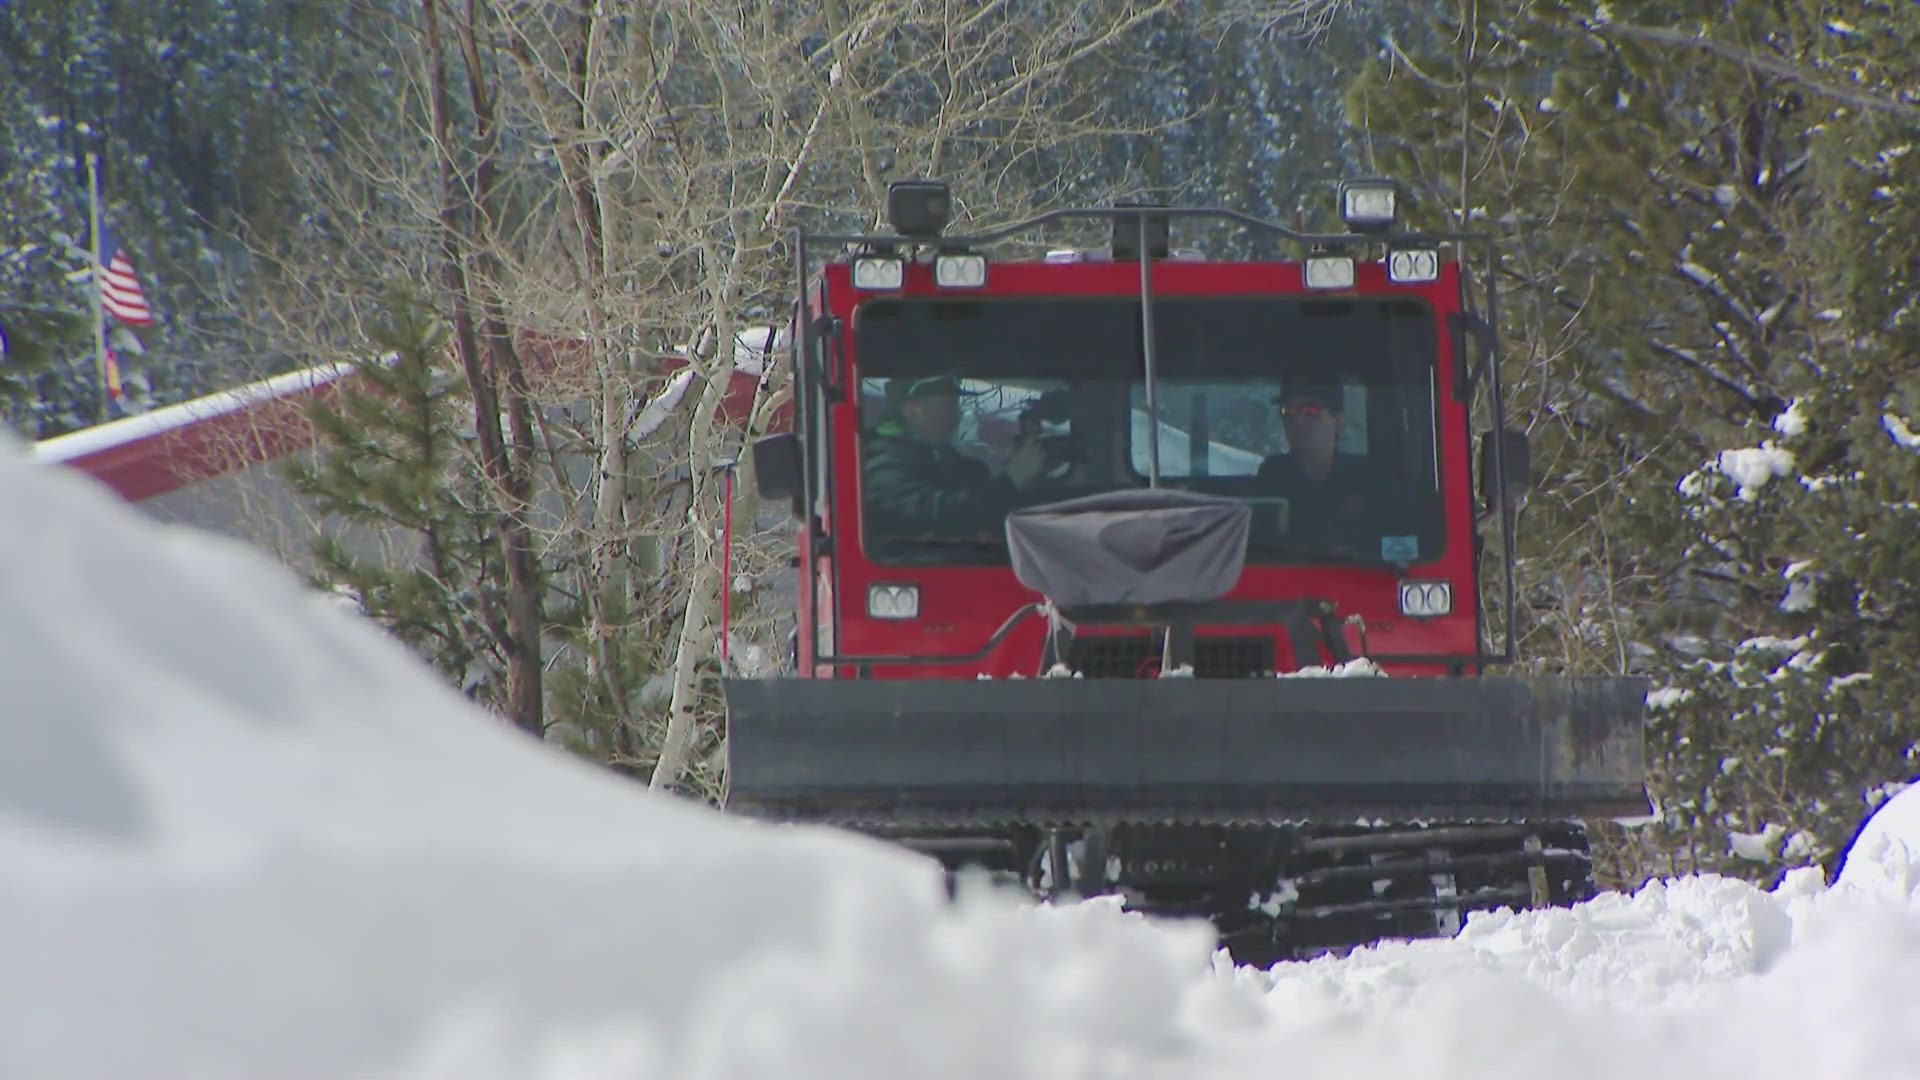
[721,675,1649,824]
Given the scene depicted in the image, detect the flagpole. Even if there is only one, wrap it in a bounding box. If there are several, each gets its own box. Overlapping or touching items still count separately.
[87,152,109,423]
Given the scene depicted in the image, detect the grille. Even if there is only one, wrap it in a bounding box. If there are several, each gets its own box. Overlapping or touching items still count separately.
[1066,635,1275,679]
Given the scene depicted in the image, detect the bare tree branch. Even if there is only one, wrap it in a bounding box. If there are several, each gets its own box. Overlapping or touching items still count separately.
[1592,22,1920,120]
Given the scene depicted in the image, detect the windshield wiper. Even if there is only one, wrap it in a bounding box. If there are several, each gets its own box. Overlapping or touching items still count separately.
[910,537,1007,552]
[1262,542,1403,571]
[868,536,1007,557]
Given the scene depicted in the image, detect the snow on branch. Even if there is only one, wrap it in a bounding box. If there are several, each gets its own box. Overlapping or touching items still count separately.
[1883,413,1920,451]
[1589,22,1920,121]
[1678,443,1797,502]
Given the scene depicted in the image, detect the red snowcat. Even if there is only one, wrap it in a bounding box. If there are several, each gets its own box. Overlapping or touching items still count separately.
[725,181,1649,966]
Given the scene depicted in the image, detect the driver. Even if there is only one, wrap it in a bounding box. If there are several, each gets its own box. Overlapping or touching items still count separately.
[863,375,1046,535]
[1256,380,1371,537]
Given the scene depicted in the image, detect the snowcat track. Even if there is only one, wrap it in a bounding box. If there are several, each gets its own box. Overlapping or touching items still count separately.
[741,807,1597,957]
[796,816,1597,967]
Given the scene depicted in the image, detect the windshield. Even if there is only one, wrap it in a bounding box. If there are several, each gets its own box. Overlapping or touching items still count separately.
[853,295,1445,568]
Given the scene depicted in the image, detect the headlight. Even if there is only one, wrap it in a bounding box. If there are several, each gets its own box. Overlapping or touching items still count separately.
[1398,580,1452,618]
[851,256,905,290]
[1387,248,1439,283]
[1304,256,1355,290]
[933,253,987,288]
[867,584,921,620]
[1339,178,1399,232]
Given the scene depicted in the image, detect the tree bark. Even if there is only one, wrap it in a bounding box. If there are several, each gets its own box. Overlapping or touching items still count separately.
[423,0,545,735]
[650,240,744,793]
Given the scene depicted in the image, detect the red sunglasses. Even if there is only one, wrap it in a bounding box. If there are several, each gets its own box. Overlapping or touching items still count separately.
[1278,403,1342,419]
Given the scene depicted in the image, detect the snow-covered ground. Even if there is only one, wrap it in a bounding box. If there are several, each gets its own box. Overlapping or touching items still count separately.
[6,431,1920,1080]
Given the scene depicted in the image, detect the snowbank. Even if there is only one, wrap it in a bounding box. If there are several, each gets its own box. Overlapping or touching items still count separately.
[1835,782,1920,903]
[5,432,1920,1080]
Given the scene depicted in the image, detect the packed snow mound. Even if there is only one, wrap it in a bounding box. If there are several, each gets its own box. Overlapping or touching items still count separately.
[1834,781,1920,905]
[9,433,1920,1080]
[1248,873,1794,1011]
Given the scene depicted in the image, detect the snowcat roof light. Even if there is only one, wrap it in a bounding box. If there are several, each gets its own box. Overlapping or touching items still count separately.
[933,252,987,288]
[1387,248,1440,283]
[851,255,905,291]
[1339,177,1399,233]
[1304,255,1356,290]
[886,180,953,240]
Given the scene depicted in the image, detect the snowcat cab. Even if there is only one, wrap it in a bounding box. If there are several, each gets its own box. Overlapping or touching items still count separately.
[724,181,1649,966]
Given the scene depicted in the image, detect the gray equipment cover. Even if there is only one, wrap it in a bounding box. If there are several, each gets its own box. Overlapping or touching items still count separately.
[1005,489,1250,608]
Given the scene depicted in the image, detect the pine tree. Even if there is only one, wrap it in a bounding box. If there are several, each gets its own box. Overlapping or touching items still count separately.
[1338,0,1919,884]
[1655,1,1920,878]
[278,297,516,710]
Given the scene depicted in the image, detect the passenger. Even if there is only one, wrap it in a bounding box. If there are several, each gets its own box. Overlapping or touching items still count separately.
[1256,381,1372,539]
[863,375,1046,535]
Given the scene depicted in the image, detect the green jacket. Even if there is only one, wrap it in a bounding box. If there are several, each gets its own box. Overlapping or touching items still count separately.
[861,420,1015,535]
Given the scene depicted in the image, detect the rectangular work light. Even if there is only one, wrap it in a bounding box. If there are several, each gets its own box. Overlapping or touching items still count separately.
[851,255,905,291]
[933,253,987,288]
[1304,255,1356,289]
[1339,178,1399,233]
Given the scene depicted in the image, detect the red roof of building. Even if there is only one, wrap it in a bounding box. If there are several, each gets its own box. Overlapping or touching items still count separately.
[35,348,788,504]
[32,363,360,502]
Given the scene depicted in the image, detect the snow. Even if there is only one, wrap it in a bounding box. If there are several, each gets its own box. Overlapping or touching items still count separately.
[1772,399,1807,437]
[1837,782,1920,901]
[30,360,367,464]
[1729,823,1787,862]
[1865,779,1911,810]
[1677,443,1796,502]
[628,366,696,438]
[1883,413,1920,450]
[1781,562,1817,613]
[1779,576,1816,612]
[1277,656,1385,678]
[1646,686,1693,710]
[7,432,1920,1079]
[1736,633,1810,654]
[1716,445,1796,500]
[733,325,783,376]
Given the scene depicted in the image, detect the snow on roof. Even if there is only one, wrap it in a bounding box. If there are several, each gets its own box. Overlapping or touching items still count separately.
[3,433,1920,1078]
[32,361,363,466]
[28,359,385,504]
[32,346,786,508]
[733,324,784,377]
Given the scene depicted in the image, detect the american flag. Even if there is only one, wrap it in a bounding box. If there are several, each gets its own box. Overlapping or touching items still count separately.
[103,335,123,401]
[97,224,154,327]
